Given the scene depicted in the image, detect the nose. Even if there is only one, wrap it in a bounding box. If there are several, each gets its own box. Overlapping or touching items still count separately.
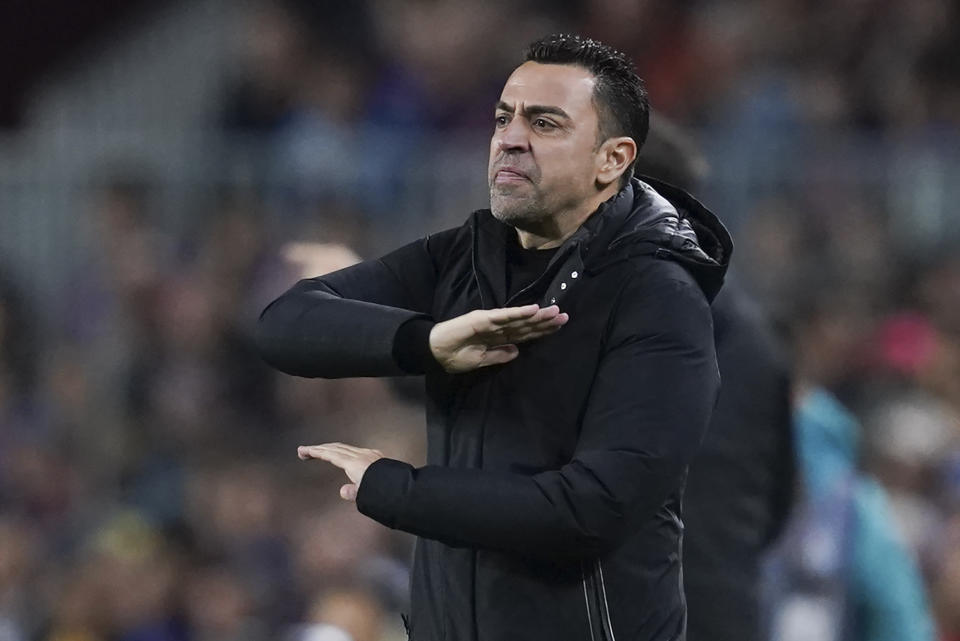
[495,118,531,153]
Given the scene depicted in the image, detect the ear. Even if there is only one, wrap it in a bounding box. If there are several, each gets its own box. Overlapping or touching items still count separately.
[595,136,637,188]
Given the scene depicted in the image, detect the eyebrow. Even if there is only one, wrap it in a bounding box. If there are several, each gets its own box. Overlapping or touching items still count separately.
[495,101,571,121]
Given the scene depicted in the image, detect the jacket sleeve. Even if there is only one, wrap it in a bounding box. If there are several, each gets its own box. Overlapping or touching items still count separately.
[256,232,454,378]
[356,269,720,559]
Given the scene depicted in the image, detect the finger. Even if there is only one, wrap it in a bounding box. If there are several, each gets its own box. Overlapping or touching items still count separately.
[298,445,331,460]
[498,313,569,342]
[477,315,562,345]
[482,306,561,335]
[493,305,560,327]
[313,442,370,455]
[301,443,365,457]
[299,445,336,459]
[510,312,569,335]
[477,344,519,368]
[340,484,358,501]
[485,305,541,325]
[297,446,351,466]
[530,305,561,322]
[510,315,570,343]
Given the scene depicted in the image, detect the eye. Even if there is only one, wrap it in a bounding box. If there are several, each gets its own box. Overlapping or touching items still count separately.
[532,118,556,130]
[494,114,509,128]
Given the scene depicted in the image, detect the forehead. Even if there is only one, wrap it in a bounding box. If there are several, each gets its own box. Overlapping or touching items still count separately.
[499,61,597,116]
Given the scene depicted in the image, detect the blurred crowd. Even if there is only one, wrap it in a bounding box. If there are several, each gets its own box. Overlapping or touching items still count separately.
[1,1,959,640]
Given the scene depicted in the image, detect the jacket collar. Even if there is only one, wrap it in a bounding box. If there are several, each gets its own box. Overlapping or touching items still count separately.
[469,177,732,307]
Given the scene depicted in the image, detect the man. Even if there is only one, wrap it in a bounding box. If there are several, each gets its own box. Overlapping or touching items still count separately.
[257,34,732,641]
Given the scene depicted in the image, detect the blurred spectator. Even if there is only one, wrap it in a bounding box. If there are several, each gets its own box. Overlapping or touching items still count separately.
[303,585,385,641]
[765,290,936,641]
[768,388,935,641]
[932,518,960,641]
[0,518,38,641]
[220,4,309,134]
[182,563,265,641]
[0,269,39,409]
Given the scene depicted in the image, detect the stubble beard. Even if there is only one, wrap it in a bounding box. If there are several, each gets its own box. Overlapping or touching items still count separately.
[489,183,549,228]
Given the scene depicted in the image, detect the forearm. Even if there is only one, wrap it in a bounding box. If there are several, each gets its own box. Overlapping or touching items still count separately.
[256,236,446,378]
[356,459,632,560]
[257,280,431,378]
[356,444,696,561]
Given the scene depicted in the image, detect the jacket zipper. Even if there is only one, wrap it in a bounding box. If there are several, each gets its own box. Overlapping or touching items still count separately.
[471,229,488,309]
[504,244,580,307]
[670,510,686,641]
[581,560,617,641]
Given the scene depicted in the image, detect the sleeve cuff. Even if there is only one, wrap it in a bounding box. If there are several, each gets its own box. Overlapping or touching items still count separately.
[392,318,440,375]
[356,458,415,528]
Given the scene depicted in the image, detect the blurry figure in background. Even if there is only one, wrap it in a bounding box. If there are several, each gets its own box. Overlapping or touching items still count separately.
[933,518,960,641]
[301,585,385,641]
[182,563,266,641]
[850,253,960,639]
[282,243,362,282]
[268,48,409,222]
[366,0,559,132]
[287,624,352,641]
[61,168,175,483]
[578,1,740,125]
[67,169,173,353]
[633,114,796,641]
[767,290,935,641]
[220,3,309,134]
[285,500,409,641]
[91,512,184,641]
[911,253,960,414]
[0,268,46,524]
[0,518,38,641]
[862,389,956,561]
[0,268,39,421]
[44,511,183,641]
[44,563,110,641]
[120,192,290,527]
[181,458,296,631]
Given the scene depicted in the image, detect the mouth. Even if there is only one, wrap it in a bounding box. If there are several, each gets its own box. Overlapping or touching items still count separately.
[494,168,530,184]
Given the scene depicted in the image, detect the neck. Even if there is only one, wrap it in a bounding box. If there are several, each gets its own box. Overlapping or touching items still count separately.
[514,183,621,249]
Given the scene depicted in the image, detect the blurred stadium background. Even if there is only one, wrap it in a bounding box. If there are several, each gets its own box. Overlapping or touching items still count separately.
[0,1,959,640]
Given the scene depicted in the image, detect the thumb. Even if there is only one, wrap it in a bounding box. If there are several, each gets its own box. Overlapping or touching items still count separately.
[340,484,358,501]
[479,344,519,368]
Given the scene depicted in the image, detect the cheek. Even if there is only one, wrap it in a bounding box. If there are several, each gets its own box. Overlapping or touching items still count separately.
[541,145,595,188]
[487,138,498,174]
[489,134,500,157]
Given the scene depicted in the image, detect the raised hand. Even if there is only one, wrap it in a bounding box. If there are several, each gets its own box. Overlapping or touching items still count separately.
[429,304,569,373]
[298,443,384,501]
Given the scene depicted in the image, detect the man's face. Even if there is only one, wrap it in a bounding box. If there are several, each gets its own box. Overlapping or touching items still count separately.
[488,62,603,227]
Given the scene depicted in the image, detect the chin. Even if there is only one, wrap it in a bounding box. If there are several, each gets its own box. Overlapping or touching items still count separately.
[491,191,540,220]
[491,206,542,228]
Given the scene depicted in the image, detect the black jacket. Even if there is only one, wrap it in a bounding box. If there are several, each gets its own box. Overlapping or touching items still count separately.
[683,280,795,641]
[257,178,732,641]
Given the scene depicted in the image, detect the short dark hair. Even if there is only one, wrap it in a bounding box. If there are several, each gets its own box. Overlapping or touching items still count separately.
[525,34,650,189]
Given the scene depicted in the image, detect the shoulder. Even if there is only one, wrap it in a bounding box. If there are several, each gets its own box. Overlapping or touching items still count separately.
[424,226,464,257]
[605,257,714,345]
[421,220,473,270]
[618,257,710,314]
[629,256,702,291]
